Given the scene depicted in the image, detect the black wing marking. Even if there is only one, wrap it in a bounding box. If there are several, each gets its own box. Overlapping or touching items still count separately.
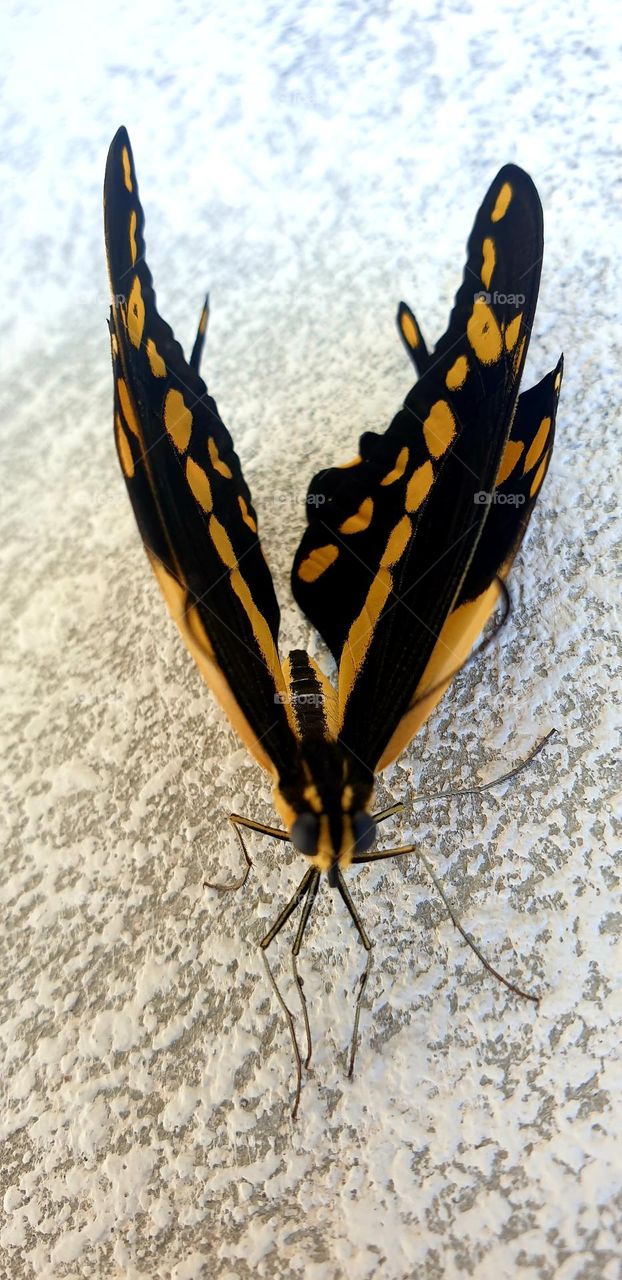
[105,127,297,775]
[292,165,550,770]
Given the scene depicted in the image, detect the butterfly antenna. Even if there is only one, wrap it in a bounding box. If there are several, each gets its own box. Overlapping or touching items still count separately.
[332,869,375,1078]
[411,728,557,805]
[204,813,291,892]
[260,869,320,1118]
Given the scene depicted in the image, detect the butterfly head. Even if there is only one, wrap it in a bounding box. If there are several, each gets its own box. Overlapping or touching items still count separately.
[273,740,376,882]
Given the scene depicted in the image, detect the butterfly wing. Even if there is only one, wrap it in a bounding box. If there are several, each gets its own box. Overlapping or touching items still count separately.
[105,127,296,775]
[292,165,560,772]
[374,355,563,768]
[397,301,430,376]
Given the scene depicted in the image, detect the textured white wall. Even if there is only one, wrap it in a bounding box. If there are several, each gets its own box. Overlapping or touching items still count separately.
[1,1,620,1277]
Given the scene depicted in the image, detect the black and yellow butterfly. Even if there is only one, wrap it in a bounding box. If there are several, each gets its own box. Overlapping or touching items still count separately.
[104,127,562,1113]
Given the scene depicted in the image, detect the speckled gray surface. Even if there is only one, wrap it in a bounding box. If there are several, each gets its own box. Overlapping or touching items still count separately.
[1,2,620,1277]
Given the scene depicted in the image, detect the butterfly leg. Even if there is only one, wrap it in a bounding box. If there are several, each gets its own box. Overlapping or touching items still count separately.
[371,802,405,824]
[352,843,539,1004]
[204,813,290,892]
[332,870,373,1079]
[410,729,557,805]
[291,872,321,1069]
[260,868,320,1120]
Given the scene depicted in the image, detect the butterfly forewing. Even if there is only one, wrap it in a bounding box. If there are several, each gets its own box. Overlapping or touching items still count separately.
[292,165,556,772]
[105,127,296,774]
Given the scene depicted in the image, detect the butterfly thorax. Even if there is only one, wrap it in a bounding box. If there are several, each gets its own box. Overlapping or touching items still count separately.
[273,735,375,877]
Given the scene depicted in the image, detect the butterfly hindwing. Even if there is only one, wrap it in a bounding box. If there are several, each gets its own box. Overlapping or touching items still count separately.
[397,301,430,376]
[105,127,296,775]
[292,165,558,771]
[458,356,562,606]
[189,295,209,374]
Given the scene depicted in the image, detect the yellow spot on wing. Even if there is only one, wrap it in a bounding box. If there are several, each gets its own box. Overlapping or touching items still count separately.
[238,495,257,532]
[504,312,523,352]
[467,298,503,364]
[164,388,193,452]
[298,545,339,583]
[406,460,434,512]
[127,276,145,348]
[338,514,411,719]
[339,568,393,716]
[529,450,549,498]
[186,457,213,512]
[380,446,409,486]
[199,304,209,335]
[554,370,562,392]
[446,355,469,390]
[121,146,133,192]
[381,515,411,568]
[496,439,524,486]
[400,311,419,348]
[524,417,551,473]
[423,400,456,458]
[115,414,134,478]
[149,556,189,624]
[117,378,141,439]
[208,514,288,703]
[339,497,374,535]
[129,210,137,265]
[146,339,166,377]
[481,237,495,289]
[491,181,512,222]
[209,515,244,567]
[338,455,361,469]
[208,437,233,479]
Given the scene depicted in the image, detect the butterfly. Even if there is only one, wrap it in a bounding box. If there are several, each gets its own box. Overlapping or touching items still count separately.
[104,127,562,1115]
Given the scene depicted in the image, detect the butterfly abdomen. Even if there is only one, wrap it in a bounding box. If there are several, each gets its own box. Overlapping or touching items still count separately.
[284,650,333,741]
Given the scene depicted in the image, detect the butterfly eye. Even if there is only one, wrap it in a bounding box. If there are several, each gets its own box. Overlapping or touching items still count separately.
[352,810,376,854]
[290,812,320,856]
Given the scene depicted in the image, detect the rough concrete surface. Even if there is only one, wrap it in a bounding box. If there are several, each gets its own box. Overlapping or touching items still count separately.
[1,2,620,1277]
